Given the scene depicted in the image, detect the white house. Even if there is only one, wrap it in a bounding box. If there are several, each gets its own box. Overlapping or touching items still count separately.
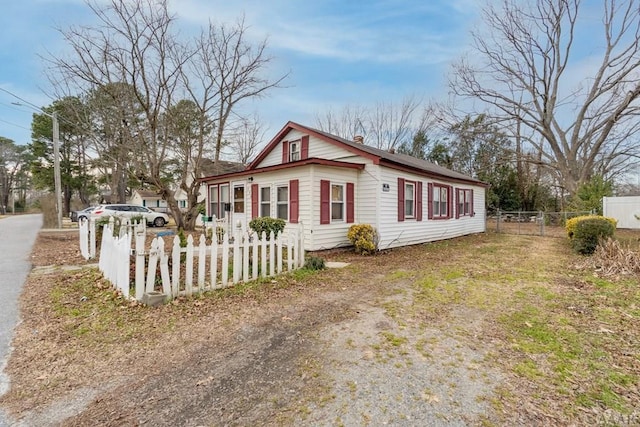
[200,121,488,251]
[129,189,185,213]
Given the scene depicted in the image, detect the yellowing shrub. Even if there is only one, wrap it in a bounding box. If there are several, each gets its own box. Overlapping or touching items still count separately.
[566,215,617,238]
[347,224,378,255]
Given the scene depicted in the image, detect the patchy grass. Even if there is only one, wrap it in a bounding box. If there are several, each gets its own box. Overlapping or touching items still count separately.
[403,233,640,423]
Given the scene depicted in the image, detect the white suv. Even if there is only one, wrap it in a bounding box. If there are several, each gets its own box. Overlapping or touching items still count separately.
[91,204,170,227]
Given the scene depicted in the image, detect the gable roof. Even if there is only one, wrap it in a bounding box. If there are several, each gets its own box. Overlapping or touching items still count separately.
[248,121,486,186]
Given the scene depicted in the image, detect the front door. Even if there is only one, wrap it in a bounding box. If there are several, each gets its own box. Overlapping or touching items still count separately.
[231,182,246,231]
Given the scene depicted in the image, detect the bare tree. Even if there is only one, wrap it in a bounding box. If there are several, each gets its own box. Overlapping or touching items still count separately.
[50,0,188,224]
[315,95,423,150]
[450,0,640,196]
[315,104,370,141]
[225,113,269,164]
[187,16,287,162]
[174,16,286,229]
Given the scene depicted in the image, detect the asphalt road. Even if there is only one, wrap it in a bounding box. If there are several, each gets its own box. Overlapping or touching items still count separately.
[0,214,42,427]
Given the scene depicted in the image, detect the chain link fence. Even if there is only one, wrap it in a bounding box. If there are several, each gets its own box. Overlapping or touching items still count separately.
[487,210,593,237]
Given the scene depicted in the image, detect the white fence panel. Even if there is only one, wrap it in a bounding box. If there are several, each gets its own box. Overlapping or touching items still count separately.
[94,222,306,303]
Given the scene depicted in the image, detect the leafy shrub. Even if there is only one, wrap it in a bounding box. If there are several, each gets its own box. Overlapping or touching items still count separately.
[566,215,617,238]
[571,217,615,255]
[304,256,326,270]
[249,217,286,239]
[347,224,378,255]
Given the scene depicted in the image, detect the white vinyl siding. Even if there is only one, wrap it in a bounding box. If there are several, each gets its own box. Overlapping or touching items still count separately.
[257,129,361,168]
[377,167,486,250]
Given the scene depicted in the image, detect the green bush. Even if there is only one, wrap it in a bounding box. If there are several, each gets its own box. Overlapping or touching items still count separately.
[571,217,615,255]
[347,224,378,255]
[249,217,286,239]
[304,256,326,270]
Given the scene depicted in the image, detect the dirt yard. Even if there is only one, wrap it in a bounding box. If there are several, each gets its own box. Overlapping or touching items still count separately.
[0,229,638,426]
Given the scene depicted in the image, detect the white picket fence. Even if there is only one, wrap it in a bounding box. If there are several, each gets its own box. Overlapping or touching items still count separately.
[78,218,96,259]
[137,227,305,301]
[84,218,306,303]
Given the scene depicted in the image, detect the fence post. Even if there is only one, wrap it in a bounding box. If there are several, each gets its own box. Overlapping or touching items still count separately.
[539,211,545,236]
[299,222,305,268]
[146,238,159,293]
[198,234,206,292]
[222,233,229,287]
[171,236,181,297]
[210,235,218,289]
[242,232,250,283]
[185,235,194,296]
[261,231,267,278]
[496,210,501,233]
[158,238,171,296]
[233,228,241,284]
[135,228,146,301]
[251,232,258,280]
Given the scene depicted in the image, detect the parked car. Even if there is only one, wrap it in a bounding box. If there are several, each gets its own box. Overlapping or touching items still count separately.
[70,206,97,222]
[91,204,170,227]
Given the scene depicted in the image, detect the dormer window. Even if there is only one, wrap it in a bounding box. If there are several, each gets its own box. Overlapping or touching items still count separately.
[290,141,300,161]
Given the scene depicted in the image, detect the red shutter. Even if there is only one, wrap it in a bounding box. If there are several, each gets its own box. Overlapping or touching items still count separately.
[282,140,289,163]
[427,183,433,219]
[289,179,299,223]
[455,188,460,219]
[301,135,309,160]
[470,189,475,217]
[416,181,423,221]
[397,178,405,222]
[320,180,330,224]
[448,185,454,219]
[251,183,259,218]
[346,182,354,223]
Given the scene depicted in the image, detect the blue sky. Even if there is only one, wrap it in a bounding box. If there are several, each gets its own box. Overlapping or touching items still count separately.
[0,0,480,146]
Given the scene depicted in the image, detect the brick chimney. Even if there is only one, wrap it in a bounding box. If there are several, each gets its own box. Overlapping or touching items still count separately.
[353,135,364,144]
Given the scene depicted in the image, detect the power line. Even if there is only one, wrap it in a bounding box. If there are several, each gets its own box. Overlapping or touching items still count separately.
[0,87,46,113]
[0,118,31,131]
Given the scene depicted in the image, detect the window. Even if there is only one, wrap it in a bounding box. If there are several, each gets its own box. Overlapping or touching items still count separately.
[405,182,415,218]
[179,200,186,209]
[209,184,230,218]
[432,184,450,218]
[331,184,344,221]
[233,185,244,213]
[457,189,472,217]
[397,178,422,222]
[289,141,300,161]
[260,187,271,217]
[277,186,288,220]
[321,180,354,224]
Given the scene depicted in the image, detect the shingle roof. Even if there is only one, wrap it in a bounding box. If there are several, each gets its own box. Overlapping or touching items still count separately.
[298,123,485,185]
[201,159,246,177]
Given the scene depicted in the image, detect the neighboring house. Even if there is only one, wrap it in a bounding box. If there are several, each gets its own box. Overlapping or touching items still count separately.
[200,121,488,251]
[129,189,187,213]
[603,196,640,229]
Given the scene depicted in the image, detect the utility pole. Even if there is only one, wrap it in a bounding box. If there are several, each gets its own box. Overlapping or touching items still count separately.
[53,112,62,229]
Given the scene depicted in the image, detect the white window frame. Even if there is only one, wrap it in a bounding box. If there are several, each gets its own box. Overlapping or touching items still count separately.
[260,186,271,217]
[432,184,449,219]
[457,189,472,217]
[276,185,289,220]
[405,182,415,219]
[289,140,300,162]
[331,183,345,221]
